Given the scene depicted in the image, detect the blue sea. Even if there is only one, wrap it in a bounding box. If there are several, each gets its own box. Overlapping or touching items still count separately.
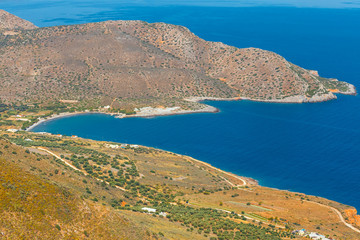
[3,0,360,209]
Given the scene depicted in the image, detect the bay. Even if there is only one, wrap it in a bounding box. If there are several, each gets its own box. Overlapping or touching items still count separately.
[3,0,360,208]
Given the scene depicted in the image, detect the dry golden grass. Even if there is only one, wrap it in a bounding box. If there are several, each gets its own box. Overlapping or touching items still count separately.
[0,139,154,239]
[182,186,360,239]
[1,132,360,239]
[117,210,210,240]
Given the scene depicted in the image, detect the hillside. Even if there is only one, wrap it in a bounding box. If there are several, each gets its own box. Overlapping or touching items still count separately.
[0,10,37,30]
[0,131,359,239]
[0,139,151,239]
[0,10,355,110]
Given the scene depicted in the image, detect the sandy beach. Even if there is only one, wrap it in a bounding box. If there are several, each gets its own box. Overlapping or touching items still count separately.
[26,112,95,131]
[25,100,225,131]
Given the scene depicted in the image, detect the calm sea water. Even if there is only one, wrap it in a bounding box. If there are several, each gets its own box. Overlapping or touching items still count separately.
[3,1,360,209]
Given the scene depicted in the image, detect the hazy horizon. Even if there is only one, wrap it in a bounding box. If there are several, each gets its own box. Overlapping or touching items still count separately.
[2,0,360,9]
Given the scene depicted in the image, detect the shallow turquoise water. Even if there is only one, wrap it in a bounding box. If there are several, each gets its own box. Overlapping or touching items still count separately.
[3,1,360,208]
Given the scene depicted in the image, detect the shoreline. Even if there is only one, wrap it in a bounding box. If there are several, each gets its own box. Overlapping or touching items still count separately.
[122,104,219,119]
[26,111,96,131]
[23,130,360,234]
[25,98,230,132]
[22,107,360,234]
[25,107,219,132]
[25,90,357,132]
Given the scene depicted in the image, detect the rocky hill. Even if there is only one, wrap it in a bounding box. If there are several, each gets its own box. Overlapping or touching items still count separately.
[0,10,36,30]
[0,10,355,108]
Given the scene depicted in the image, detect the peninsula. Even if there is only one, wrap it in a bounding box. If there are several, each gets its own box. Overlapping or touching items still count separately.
[0,10,356,114]
[0,10,359,240]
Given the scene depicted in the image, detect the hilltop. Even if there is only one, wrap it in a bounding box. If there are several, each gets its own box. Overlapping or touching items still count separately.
[0,10,355,111]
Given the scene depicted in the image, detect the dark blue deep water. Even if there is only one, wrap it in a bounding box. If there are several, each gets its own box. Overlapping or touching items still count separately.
[3,1,360,209]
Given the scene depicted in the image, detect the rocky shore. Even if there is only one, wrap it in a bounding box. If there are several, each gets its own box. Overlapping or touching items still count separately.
[244,92,337,103]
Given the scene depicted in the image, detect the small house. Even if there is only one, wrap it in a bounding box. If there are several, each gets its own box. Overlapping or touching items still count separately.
[141,207,156,213]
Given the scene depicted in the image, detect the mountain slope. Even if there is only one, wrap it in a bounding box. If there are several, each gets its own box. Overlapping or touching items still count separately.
[0,10,355,106]
[0,139,150,239]
[0,10,37,30]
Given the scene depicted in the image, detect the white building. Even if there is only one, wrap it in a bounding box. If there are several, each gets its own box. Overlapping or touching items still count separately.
[308,232,330,240]
[159,212,167,217]
[106,144,119,149]
[141,207,156,213]
[7,129,18,133]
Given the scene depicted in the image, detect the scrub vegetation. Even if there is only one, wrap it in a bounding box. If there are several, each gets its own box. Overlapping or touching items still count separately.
[0,131,359,239]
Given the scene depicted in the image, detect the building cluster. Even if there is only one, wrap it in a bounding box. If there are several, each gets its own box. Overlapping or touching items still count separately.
[105,143,139,149]
[292,229,333,240]
[141,207,167,217]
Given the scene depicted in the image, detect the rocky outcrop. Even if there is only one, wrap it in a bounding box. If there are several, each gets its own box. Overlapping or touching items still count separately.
[243,92,337,103]
[339,82,357,95]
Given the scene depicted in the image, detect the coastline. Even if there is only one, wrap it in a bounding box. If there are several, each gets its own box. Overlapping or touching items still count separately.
[25,89,357,132]
[1,7,359,238]
[26,112,95,132]
[25,107,219,132]
[26,98,231,132]
[122,104,219,119]
[23,130,360,235]
[23,105,360,234]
